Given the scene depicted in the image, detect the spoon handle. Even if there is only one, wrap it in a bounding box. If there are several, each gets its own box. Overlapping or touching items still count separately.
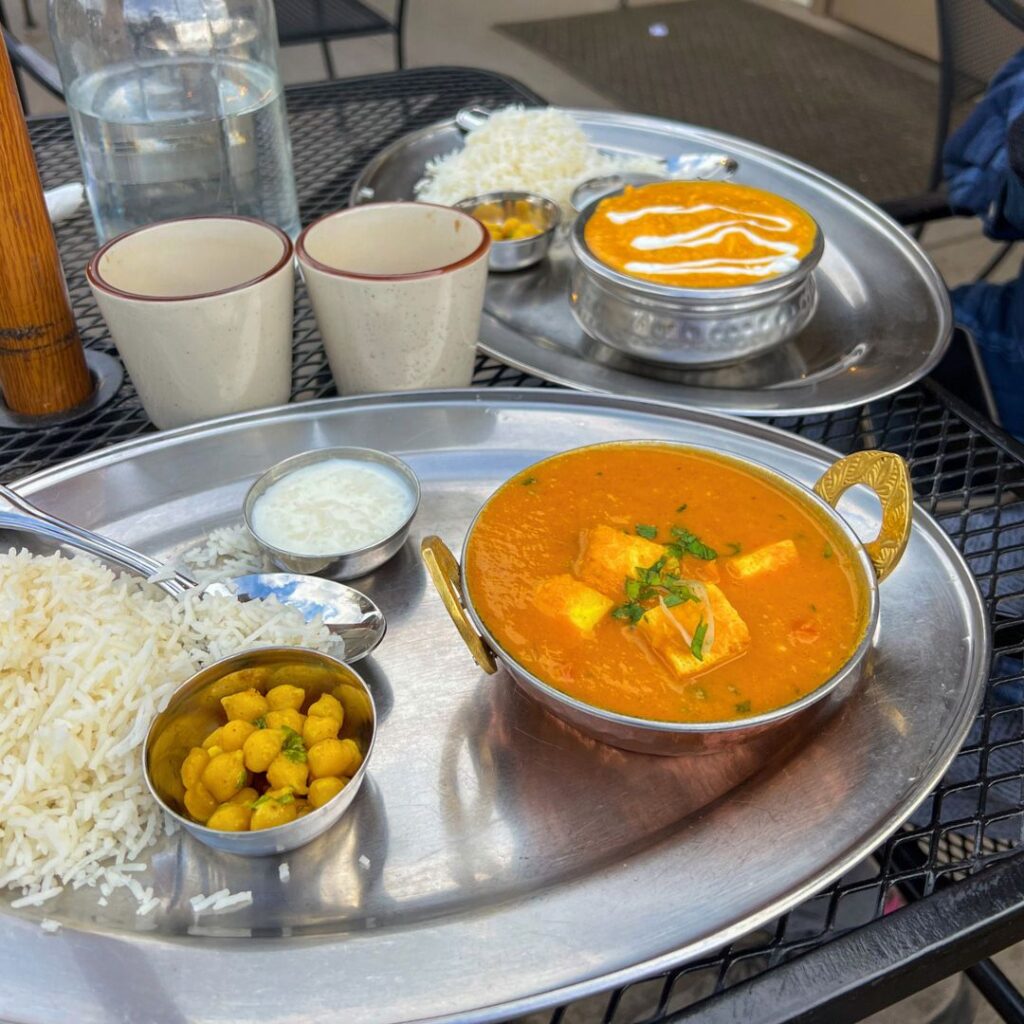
[0,484,197,595]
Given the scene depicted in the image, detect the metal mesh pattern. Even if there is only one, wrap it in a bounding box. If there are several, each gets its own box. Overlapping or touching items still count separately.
[10,69,1024,1020]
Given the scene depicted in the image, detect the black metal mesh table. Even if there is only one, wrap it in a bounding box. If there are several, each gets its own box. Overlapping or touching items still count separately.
[13,67,1024,1022]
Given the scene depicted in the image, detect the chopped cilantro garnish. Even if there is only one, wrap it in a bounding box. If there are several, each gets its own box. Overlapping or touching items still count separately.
[671,526,717,561]
[611,602,646,625]
[280,726,307,764]
[691,616,708,661]
[663,593,686,607]
[676,503,688,513]
[624,578,641,600]
[253,716,267,729]
[823,542,833,559]
[735,700,752,714]
[726,542,742,556]
[635,524,657,540]
[521,476,537,486]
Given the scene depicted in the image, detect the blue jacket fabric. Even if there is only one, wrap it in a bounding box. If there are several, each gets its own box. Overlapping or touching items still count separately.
[943,50,1024,436]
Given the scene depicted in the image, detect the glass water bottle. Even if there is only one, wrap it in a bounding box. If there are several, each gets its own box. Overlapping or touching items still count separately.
[49,0,301,243]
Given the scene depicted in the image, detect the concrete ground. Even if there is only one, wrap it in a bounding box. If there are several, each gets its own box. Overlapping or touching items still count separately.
[5,0,1021,1019]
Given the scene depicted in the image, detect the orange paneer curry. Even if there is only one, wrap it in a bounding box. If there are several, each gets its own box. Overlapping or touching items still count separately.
[465,444,868,724]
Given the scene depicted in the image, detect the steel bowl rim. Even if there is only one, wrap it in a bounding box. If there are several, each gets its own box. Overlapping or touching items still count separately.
[142,645,378,843]
[242,445,422,563]
[458,439,880,737]
[570,190,824,305]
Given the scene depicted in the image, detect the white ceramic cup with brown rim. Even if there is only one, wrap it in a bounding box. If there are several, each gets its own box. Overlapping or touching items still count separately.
[87,216,294,430]
[296,202,491,395]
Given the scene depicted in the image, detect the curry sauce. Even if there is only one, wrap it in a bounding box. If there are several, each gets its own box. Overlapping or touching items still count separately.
[465,444,867,724]
[584,181,818,289]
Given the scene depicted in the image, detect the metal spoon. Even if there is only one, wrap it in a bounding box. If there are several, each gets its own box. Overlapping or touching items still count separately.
[0,485,386,663]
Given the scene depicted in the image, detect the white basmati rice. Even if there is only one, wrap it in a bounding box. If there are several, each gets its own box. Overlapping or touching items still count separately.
[178,525,267,585]
[39,918,61,933]
[414,106,664,214]
[0,546,337,908]
[210,890,252,913]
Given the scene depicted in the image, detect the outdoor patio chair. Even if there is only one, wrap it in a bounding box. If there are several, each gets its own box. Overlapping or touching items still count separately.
[883,0,1024,428]
[273,0,406,79]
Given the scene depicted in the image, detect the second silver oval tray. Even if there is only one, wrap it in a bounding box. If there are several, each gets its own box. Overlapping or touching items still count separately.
[351,109,952,417]
[1,390,985,1024]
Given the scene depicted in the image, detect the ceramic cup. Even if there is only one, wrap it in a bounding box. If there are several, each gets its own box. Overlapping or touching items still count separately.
[87,216,294,430]
[296,203,491,394]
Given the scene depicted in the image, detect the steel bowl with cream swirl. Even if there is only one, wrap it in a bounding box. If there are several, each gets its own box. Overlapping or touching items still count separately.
[568,181,824,368]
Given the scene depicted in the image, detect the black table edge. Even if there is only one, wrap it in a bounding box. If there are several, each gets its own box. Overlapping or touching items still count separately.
[668,849,1024,1023]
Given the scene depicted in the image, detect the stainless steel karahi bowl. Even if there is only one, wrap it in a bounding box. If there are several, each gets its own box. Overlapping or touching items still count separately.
[144,646,377,856]
[453,191,561,272]
[244,446,420,581]
[423,443,911,756]
[568,192,824,368]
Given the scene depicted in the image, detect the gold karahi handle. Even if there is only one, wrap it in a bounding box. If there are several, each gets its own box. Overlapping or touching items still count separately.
[812,450,913,583]
[421,535,498,674]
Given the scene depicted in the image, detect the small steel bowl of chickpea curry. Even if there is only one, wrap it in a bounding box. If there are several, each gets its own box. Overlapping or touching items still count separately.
[453,191,561,272]
[422,441,912,756]
[144,646,376,856]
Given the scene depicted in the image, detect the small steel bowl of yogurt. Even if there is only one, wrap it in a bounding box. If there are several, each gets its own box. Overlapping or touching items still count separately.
[244,447,420,581]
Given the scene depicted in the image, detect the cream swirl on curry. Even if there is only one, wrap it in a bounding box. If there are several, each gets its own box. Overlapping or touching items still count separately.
[584,182,819,289]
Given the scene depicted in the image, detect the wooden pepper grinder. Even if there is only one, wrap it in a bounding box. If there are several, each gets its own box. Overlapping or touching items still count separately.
[0,35,92,417]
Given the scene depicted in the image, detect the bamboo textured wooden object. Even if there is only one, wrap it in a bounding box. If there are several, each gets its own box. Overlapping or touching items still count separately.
[0,35,92,416]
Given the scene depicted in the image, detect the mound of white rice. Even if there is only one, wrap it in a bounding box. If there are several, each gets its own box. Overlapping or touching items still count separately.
[414,106,664,213]
[0,545,337,907]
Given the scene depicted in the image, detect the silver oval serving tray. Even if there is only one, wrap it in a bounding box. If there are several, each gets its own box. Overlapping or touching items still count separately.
[0,390,985,1024]
[351,109,952,416]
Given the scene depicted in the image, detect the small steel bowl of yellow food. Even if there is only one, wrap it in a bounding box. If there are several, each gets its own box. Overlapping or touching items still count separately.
[453,191,561,272]
[144,646,377,857]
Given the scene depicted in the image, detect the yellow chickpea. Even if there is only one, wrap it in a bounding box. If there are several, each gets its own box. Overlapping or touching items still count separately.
[202,727,224,750]
[250,793,298,831]
[266,684,305,711]
[307,693,344,724]
[230,786,259,806]
[308,776,347,808]
[220,688,269,723]
[307,738,361,779]
[207,803,252,832]
[265,708,305,734]
[180,747,209,790]
[242,727,284,773]
[218,719,257,752]
[333,683,372,733]
[267,754,308,795]
[201,750,248,803]
[184,782,217,823]
[302,714,340,747]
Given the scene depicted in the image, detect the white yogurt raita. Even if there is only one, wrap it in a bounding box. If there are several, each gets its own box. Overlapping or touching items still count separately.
[252,458,415,555]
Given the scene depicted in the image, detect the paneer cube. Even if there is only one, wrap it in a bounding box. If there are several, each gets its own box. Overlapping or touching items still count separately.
[637,584,750,679]
[534,574,614,634]
[575,525,669,598]
[727,539,798,581]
